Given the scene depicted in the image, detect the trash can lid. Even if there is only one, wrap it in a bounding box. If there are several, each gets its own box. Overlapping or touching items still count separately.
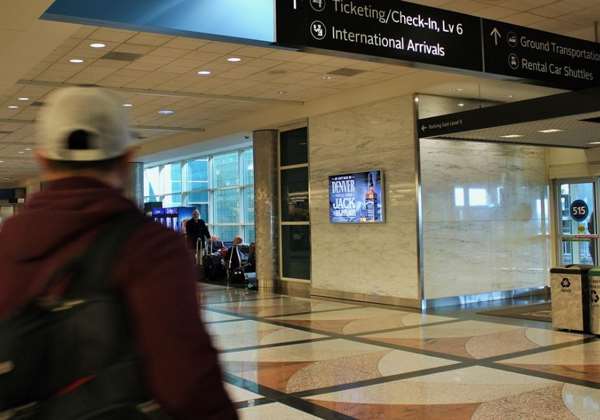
[551,264,594,273]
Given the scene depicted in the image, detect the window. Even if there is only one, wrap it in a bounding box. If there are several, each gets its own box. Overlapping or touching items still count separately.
[213,152,239,188]
[143,148,254,242]
[161,163,182,195]
[279,127,311,281]
[280,127,308,166]
[281,168,309,222]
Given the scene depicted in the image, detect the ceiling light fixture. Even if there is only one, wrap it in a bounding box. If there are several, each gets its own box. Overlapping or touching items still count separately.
[69,58,84,64]
[458,103,465,107]
[321,75,333,80]
[278,91,287,95]
[24,148,32,151]
[414,96,420,103]
[18,97,29,101]
[89,42,106,48]
[538,129,563,133]
[501,134,524,139]
[197,70,212,75]
[227,57,241,62]
[122,103,133,108]
[8,105,18,109]
[589,141,600,145]
[18,151,24,154]
[158,109,175,115]
[456,88,464,92]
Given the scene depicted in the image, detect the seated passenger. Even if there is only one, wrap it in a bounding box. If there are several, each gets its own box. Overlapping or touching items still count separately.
[245,243,256,273]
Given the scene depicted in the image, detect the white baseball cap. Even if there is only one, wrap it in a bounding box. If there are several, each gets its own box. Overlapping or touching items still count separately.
[36,87,132,161]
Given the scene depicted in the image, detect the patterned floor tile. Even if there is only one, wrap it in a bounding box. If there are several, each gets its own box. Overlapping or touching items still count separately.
[224,383,263,403]
[202,309,242,323]
[238,403,320,419]
[270,306,455,335]
[207,296,357,317]
[306,366,600,419]
[498,340,600,383]
[206,320,325,350]
[220,339,456,393]
[360,320,582,359]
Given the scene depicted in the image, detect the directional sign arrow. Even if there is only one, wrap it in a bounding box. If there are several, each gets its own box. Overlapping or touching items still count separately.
[421,125,427,132]
[490,28,501,46]
[293,0,297,9]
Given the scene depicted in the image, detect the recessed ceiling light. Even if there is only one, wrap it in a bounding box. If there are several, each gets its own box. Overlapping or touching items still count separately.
[0,160,4,163]
[89,42,106,49]
[278,91,287,95]
[18,151,24,154]
[508,94,514,99]
[24,148,32,151]
[456,88,464,92]
[321,75,333,80]
[122,103,133,108]
[589,141,600,145]
[501,134,524,139]
[458,103,465,107]
[8,105,18,109]
[197,70,211,75]
[69,58,84,64]
[18,97,29,101]
[414,96,420,103]
[158,109,175,115]
[227,57,242,62]
[538,129,563,134]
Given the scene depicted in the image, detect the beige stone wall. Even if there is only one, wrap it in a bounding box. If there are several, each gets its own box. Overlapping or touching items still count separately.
[309,96,420,304]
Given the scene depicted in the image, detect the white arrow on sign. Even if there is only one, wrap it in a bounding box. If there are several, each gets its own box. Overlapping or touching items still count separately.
[421,125,427,132]
[490,28,501,46]
[293,0,297,9]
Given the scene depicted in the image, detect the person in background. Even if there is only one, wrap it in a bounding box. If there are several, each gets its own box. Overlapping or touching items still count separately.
[246,243,256,273]
[185,209,211,253]
[0,87,236,420]
[226,237,244,269]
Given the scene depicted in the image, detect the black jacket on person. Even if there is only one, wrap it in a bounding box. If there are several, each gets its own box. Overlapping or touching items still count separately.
[185,218,210,247]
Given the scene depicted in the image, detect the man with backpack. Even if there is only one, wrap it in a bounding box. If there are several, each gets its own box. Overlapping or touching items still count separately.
[0,88,237,419]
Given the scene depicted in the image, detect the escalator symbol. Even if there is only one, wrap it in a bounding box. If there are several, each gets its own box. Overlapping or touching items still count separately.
[592,290,599,304]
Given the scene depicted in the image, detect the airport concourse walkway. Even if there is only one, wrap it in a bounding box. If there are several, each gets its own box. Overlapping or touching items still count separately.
[199,284,600,419]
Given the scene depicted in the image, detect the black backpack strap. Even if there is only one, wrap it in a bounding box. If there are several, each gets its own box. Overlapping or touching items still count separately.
[62,211,147,299]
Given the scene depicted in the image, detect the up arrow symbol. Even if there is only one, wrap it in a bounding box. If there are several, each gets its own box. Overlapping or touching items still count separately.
[490,28,501,46]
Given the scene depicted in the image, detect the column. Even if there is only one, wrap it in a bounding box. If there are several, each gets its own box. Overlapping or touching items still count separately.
[127,162,144,209]
[253,130,279,291]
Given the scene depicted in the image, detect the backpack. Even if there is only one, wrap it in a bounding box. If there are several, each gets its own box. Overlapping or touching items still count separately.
[0,212,162,419]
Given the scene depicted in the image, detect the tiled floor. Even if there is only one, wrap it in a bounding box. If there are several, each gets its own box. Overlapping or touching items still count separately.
[202,284,600,419]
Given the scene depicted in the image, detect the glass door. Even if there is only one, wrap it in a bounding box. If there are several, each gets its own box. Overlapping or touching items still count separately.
[556,179,598,266]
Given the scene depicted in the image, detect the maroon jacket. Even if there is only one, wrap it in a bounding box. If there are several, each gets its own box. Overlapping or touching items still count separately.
[0,177,237,420]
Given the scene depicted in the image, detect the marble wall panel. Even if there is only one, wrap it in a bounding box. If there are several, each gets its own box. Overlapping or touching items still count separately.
[309,96,420,301]
[421,139,551,299]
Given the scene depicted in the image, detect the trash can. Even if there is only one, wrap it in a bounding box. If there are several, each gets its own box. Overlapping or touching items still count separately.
[587,268,600,335]
[550,265,593,332]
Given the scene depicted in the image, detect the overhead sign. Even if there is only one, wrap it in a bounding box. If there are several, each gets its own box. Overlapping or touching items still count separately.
[483,20,600,90]
[278,0,483,72]
[278,0,600,90]
[43,0,276,43]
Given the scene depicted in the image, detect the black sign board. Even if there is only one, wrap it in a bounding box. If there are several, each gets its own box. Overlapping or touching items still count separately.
[483,20,600,90]
[277,0,483,72]
[277,0,600,90]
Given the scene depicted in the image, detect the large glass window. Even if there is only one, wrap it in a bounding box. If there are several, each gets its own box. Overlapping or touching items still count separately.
[213,152,239,188]
[143,147,254,243]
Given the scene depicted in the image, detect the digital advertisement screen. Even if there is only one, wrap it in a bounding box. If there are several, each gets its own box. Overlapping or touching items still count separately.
[329,170,384,224]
